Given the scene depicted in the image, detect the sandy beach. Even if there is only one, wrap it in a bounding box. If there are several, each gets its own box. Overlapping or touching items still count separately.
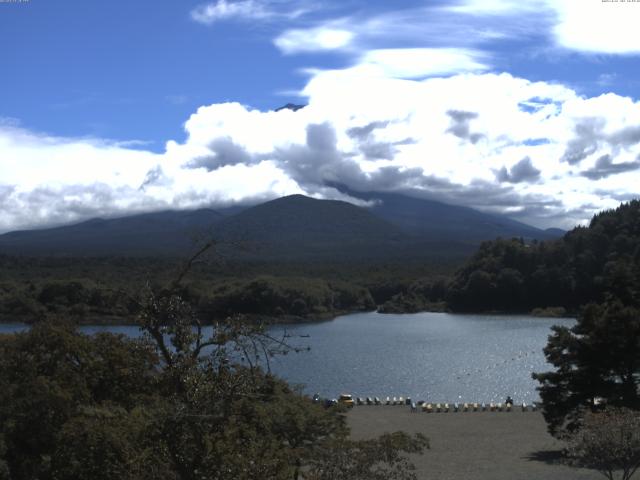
[347,405,601,480]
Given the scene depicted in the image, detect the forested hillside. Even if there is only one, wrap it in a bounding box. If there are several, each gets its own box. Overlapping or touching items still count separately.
[446,200,640,313]
[0,254,452,323]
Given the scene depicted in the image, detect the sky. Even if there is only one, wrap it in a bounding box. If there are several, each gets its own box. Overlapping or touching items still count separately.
[1,0,640,233]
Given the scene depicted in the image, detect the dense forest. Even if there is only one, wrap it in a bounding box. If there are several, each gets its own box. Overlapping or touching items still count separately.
[446,200,640,314]
[1,200,639,324]
[0,254,454,324]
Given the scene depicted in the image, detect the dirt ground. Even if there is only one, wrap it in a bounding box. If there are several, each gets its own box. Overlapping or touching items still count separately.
[347,406,602,480]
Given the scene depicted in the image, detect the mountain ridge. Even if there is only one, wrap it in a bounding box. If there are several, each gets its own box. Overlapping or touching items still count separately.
[0,193,564,259]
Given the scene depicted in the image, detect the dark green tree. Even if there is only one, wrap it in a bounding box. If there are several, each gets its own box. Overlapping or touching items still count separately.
[0,245,427,479]
[533,301,640,436]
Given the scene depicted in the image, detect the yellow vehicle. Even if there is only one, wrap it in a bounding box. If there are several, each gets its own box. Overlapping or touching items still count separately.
[338,394,355,408]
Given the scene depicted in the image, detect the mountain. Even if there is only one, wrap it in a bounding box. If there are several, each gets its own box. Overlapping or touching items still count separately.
[343,189,563,244]
[0,209,225,256]
[0,193,563,259]
[274,103,306,112]
[212,194,425,261]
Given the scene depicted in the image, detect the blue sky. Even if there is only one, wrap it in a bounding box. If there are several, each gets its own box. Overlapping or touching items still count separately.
[1,0,640,232]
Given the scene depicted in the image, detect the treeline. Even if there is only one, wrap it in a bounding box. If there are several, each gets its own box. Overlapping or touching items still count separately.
[446,200,640,313]
[0,255,454,323]
[201,276,375,321]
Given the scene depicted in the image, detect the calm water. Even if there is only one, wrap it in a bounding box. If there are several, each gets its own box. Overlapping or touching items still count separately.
[1,312,573,403]
[268,312,573,404]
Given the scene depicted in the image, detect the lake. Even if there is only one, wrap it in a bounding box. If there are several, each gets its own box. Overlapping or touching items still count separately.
[0,312,573,404]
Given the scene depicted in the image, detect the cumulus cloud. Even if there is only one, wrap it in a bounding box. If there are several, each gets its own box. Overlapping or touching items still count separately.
[139,165,172,191]
[495,157,541,184]
[581,154,640,180]
[446,110,484,144]
[560,118,604,165]
[187,137,254,171]
[2,70,640,233]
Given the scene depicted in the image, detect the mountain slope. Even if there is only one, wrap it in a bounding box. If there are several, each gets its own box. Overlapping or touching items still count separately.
[213,194,425,261]
[0,209,225,256]
[0,193,563,259]
[348,190,563,243]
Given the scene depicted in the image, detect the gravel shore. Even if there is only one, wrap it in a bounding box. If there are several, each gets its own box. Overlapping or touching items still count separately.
[347,406,601,480]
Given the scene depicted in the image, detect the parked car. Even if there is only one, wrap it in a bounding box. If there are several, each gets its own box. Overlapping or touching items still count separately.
[338,394,355,408]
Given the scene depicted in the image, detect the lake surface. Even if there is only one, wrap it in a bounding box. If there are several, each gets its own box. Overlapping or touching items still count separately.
[1,312,573,404]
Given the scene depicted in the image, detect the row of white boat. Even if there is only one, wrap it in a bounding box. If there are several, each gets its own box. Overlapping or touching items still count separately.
[353,397,538,412]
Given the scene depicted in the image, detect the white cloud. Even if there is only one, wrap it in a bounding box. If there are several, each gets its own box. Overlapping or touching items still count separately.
[191,0,270,23]
[360,48,489,79]
[2,69,640,233]
[447,0,640,55]
[553,0,640,54]
[167,70,639,229]
[191,0,309,24]
[274,27,355,54]
[446,0,540,15]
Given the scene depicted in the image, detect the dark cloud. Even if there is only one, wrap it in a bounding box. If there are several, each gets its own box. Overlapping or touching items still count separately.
[187,137,253,171]
[306,123,337,151]
[271,123,425,196]
[347,121,390,141]
[0,184,15,202]
[561,120,640,166]
[508,203,598,230]
[593,189,640,203]
[179,122,563,226]
[359,142,395,160]
[347,121,412,160]
[495,157,541,183]
[580,154,640,180]
[275,123,363,188]
[608,125,640,147]
[446,110,484,144]
[139,165,171,191]
[560,118,605,164]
